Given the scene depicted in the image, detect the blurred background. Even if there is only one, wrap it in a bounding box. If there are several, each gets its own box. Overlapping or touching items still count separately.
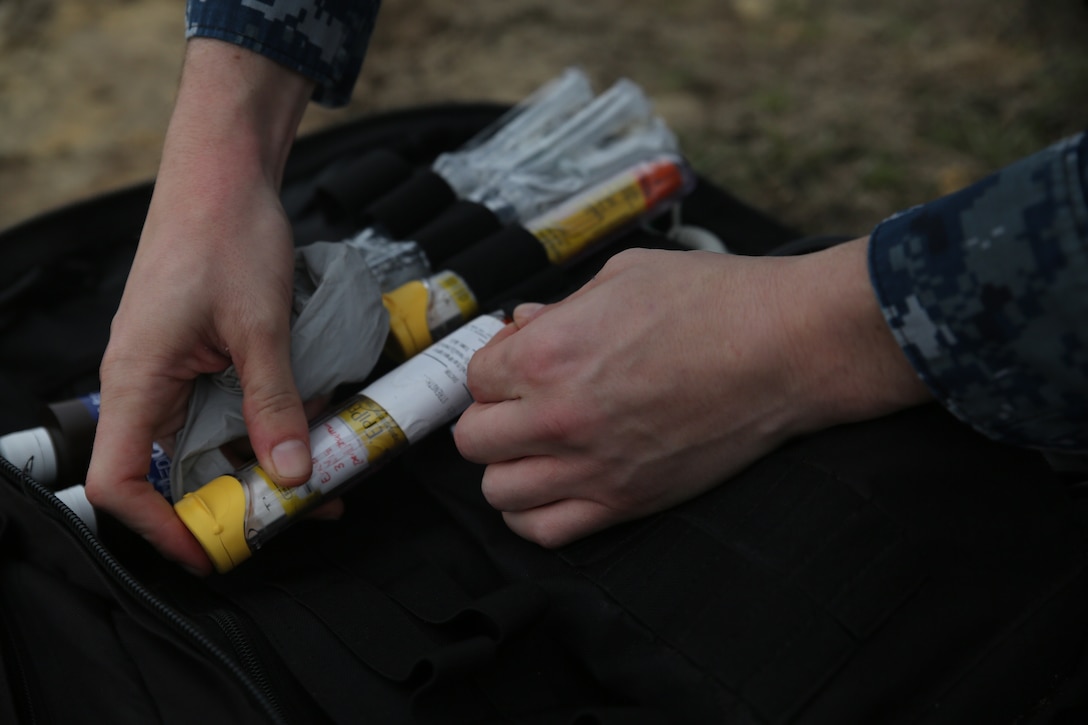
[0,0,1085,236]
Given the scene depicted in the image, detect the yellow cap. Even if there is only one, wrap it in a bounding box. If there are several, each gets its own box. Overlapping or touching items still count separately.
[174,475,251,574]
[382,280,434,361]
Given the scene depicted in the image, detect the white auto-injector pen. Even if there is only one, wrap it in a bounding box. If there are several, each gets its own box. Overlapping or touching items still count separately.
[174,313,506,573]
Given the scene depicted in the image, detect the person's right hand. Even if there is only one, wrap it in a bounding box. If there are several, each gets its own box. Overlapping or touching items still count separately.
[84,39,317,575]
[455,241,934,549]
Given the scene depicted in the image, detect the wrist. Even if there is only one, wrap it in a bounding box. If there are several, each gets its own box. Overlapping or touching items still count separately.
[781,237,932,434]
[161,38,315,189]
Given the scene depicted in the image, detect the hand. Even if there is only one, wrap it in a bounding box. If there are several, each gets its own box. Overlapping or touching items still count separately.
[454,241,931,548]
[85,40,316,575]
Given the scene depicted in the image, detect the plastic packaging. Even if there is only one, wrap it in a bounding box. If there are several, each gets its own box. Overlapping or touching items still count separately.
[472,116,678,223]
[342,226,432,290]
[335,73,679,290]
[464,79,667,223]
[173,238,389,496]
[432,67,595,196]
[353,68,593,246]
[175,313,507,573]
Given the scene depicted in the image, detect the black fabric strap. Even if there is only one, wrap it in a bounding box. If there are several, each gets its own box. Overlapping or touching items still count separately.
[362,169,458,240]
[412,201,504,270]
[315,148,415,224]
[445,225,550,303]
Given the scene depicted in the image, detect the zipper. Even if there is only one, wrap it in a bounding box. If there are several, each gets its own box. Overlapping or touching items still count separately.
[0,455,292,725]
[205,607,288,716]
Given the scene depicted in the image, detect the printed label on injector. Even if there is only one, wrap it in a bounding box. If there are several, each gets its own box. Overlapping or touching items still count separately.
[529,156,690,264]
[238,395,409,543]
[226,313,505,552]
[425,270,479,343]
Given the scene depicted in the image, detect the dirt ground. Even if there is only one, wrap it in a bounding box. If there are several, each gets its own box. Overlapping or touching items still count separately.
[1,0,1085,236]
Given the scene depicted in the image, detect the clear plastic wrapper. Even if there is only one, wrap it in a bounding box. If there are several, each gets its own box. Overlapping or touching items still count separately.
[342,226,432,290]
[332,77,677,289]
[383,154,697,360]
[472,116,679,222]
[433,67,595,197]
[468,79,655,204]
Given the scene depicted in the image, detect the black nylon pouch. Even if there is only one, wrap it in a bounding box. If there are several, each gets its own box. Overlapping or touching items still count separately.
[399,404,1088,724]
[2,102,1087,725]
[0,460,282,724]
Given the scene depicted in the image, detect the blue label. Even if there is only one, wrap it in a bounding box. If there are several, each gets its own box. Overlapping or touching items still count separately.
[78,393,103,422]
[147,442,174,503]
[67,393,172,501]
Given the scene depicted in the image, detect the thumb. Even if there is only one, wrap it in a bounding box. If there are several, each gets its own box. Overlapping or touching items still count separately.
[235,334,312,487]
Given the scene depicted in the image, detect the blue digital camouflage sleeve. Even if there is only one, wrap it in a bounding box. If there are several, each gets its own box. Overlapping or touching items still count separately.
[869,131,1088,453]
[185,0,381,107]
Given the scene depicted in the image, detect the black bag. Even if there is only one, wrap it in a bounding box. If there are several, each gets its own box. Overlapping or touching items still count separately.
[2,103,1087,724]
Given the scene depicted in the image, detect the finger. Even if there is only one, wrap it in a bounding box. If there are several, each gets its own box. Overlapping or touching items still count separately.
[466,290,594,404]
[474,315,521,351]
[233,332,312,488]
[306,497,345,521]
[303,394,333,421]
[86,383,213,574]
[465,317,541,404]
[87,402,212,573]
[220,393,332,464]
[85,473,214,575]
[455,398,571,463]
[86,384,163,493]
[478,454,594,512]
[502,497,624,549]
[465,302,565,405]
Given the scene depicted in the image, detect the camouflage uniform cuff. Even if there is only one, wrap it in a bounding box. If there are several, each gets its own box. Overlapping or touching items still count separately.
[868,132,1088,452]
[185,0,381,107]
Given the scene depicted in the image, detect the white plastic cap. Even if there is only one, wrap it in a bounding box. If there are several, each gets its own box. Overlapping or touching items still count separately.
[0,427,58,484]
[55,485,98,534]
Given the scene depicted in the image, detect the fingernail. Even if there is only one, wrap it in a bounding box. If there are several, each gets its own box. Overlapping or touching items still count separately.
[271,439,311,480]
[512,302,545,327]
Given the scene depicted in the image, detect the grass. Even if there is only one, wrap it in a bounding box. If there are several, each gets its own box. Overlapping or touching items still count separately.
[1,0,1085,236]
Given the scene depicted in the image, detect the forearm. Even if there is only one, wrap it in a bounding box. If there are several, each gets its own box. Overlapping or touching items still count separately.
[778,236,932,437]
[86,4,378,573]
[162,38,315,195]
[87,42,320,574]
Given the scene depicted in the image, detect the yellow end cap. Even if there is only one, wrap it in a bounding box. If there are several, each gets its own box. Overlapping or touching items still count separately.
[174,475,251,574]
[382,280,434,361]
